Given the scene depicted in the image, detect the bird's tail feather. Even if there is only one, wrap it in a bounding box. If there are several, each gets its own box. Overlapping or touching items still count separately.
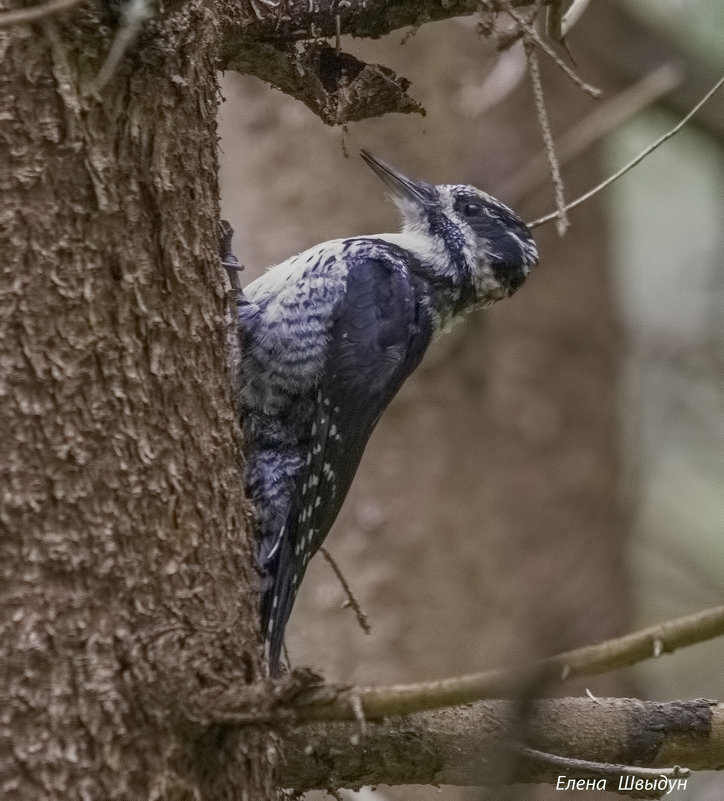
[260,541,296,676]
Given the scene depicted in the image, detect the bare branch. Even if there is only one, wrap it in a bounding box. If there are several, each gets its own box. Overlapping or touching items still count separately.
[208,605,724,726]
[524,40,568,235]
[219,0,543,123]
[520,746,690,782]
[320,546,371,635]
[220,0,542,47]
[284,604,724,722]
[281,698,722,792]
[505,3,601,98]
[0,0,81,28]
[529,74,724,229]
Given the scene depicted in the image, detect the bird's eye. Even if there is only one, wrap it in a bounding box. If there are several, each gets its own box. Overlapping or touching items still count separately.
[463,202,482,217]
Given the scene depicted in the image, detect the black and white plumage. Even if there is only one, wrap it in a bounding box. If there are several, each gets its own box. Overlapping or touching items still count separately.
[237,151,538,674]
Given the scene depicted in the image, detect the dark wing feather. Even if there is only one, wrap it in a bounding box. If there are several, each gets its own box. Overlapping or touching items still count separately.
[262,254,433,673]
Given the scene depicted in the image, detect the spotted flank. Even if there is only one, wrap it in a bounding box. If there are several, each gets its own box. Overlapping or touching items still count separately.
[254,247,437,672]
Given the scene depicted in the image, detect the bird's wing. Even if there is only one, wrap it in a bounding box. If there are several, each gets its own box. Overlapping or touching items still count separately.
[262,253,433,672]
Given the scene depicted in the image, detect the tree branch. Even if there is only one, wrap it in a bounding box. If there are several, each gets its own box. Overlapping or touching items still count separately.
[205,607,724,791]
[220,0,540,47]
[207,605,724,726]
[218,0,543,124]
[286,604,724,722]
[280,698,723,792]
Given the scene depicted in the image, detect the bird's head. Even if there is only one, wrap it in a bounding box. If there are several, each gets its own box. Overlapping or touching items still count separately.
[361,150,538,308]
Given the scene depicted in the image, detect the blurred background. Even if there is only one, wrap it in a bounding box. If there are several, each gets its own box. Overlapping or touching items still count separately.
[219,1,723,798]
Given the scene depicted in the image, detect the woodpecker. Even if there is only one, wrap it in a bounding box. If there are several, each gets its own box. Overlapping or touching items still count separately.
[234,151,538,674]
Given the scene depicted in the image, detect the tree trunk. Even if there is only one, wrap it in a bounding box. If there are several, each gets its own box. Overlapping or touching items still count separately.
[1,13,273,801]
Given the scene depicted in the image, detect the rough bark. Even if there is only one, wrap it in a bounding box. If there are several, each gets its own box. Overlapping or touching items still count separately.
[1,10,274,801]
[219,0,537,42]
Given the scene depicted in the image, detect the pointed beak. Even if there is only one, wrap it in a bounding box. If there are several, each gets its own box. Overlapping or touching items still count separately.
[360,150,434,205]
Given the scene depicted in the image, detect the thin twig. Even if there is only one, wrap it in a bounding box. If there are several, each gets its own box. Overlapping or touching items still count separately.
[289,604,724,721]
[525,39,568,236]
[491,0,539,51]
[521,746,690,781]
[506,3,601,98]
[0,0,81,28]
[528,74,724,229]
[319,546,371,635]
